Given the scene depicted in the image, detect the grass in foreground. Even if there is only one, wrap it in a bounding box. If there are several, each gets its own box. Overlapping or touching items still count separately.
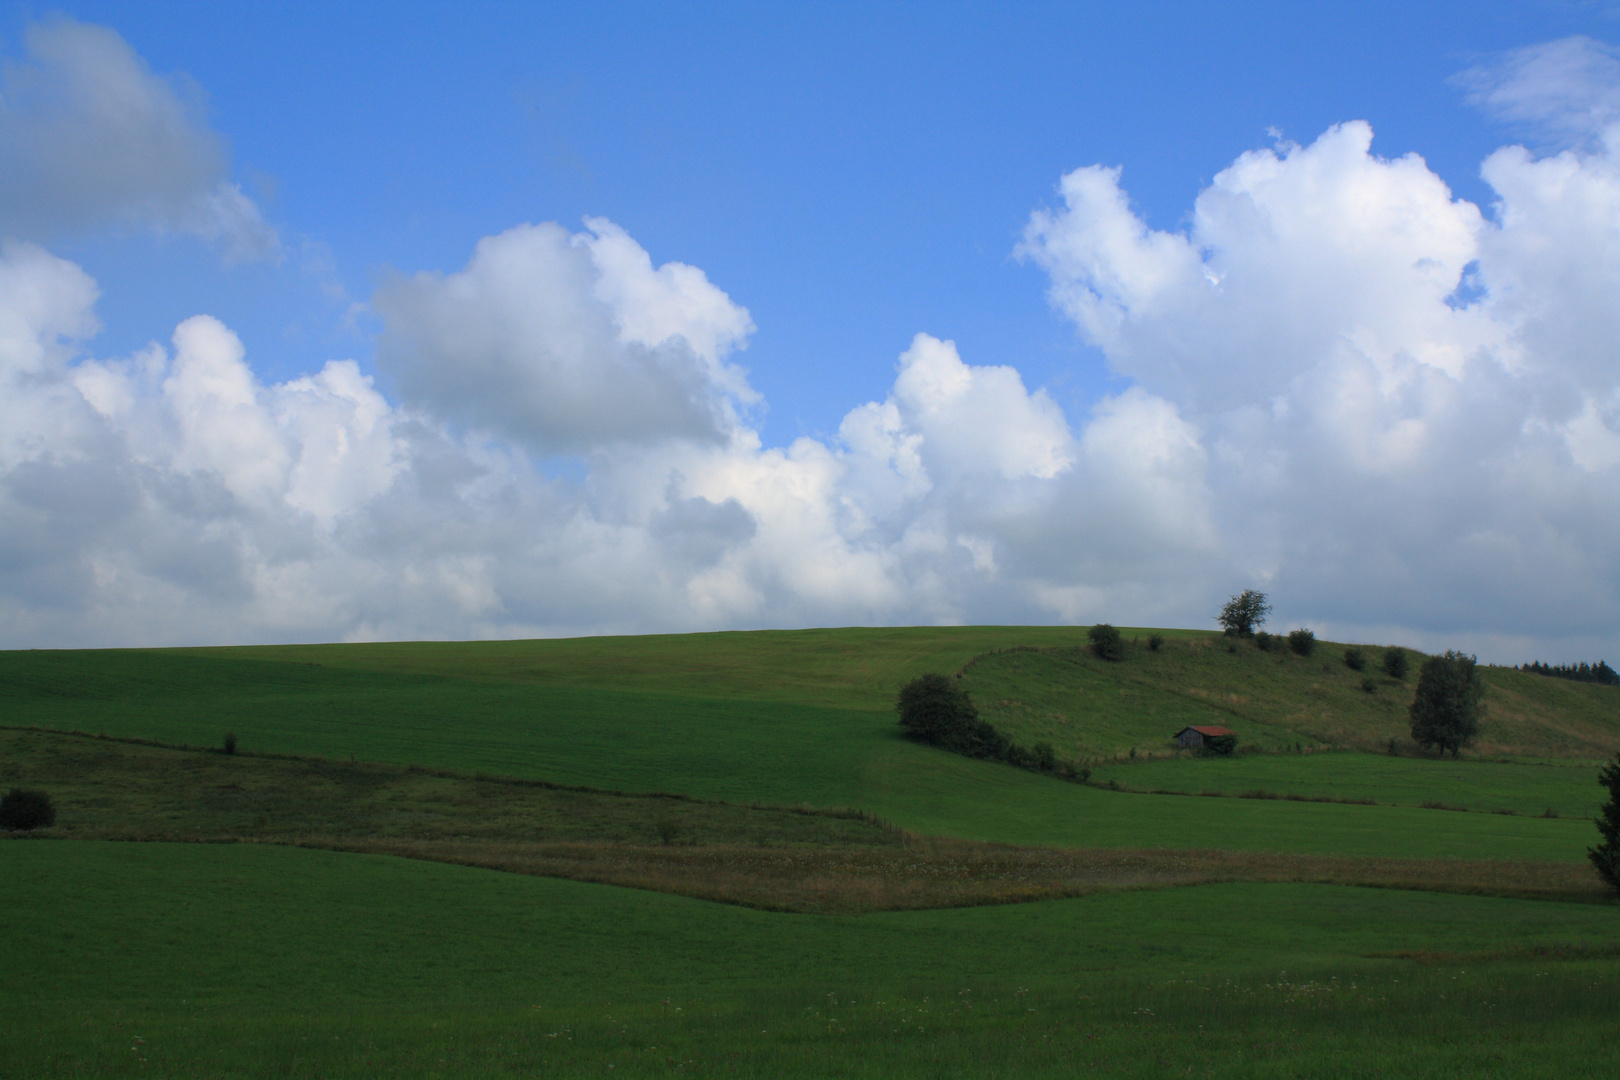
[4,842,1618,1078]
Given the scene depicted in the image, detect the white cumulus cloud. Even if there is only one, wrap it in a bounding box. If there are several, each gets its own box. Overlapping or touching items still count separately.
[373,220,755,452]
[3,30,1620,663]
[1019,109,1620,657]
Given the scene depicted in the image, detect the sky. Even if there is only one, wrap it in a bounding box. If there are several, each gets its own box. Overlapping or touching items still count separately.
[2,1,1620,661]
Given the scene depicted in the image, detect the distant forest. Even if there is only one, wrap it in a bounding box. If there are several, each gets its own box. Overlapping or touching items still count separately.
[1518,660,1620,687]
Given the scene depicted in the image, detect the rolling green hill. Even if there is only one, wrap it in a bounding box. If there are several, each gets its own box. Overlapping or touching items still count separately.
[5,626,1620,1078]
[1,627,1613,862]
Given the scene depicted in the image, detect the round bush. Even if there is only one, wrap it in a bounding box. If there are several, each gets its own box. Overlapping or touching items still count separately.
[1287,628,1316,657]
[0,788,56,831]
[896,674,1007,759]
[1343,646,1366,671]
[1088,623,1125,661]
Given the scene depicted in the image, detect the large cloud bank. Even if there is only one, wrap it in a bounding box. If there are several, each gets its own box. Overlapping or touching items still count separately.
[1,25,1618,659]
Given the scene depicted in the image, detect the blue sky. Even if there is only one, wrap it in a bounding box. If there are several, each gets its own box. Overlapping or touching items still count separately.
[25,1,1601,435]
[3,2,1620,657]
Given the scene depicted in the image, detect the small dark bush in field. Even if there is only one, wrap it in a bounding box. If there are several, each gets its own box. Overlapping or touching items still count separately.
[1202,735,1237,757]
[223,731,237,755]
[1033,742,1057,772]
[655,817,682,845]
[1361,677,1378,694]
[1255,631,1276,651]
[1147,632,1165,652]
[1410,650,1483,757]
[1343,647,1366,671]
[1543,807,1561,819]
[1287,628,1316,657]
[1590,755,1620,891]
[1217,589,1271,636]
[1088,623,1124,661]
[1383,647,1409,680]
[0,788,55,831]
[1056,761,1090,782]
[896,674,1008,760]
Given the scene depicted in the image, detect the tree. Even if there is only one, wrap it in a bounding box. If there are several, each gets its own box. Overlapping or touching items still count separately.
[1217,590,1271,636]
[1590,754,1620,893]
[1287,628,1316,657]
[896,674,1007,759]
[1088,623,1124,661]
[1382,647,1409,680]
[1409,651,1483,757]
[0,788,55,831]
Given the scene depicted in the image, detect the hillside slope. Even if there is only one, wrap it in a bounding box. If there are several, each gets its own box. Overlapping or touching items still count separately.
[957,634,1620,761]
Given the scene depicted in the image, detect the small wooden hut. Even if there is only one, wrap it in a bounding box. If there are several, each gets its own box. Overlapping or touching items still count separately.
[1174,725,1234,750]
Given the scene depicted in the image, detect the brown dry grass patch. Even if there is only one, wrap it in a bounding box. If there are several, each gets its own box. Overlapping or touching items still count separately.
[281,834,1609,913]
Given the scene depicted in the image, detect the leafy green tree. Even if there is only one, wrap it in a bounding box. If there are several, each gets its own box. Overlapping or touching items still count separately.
[1088,623,1124,661]
[1217,590,1271,636]
[1409,651,1483,757]
[1590,754,1620,892]
[1287,628,1316,656]
[896,674,1007,759]
[1382,647,1409,680]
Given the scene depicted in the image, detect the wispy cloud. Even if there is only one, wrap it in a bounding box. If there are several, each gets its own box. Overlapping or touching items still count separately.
[1454,36,1620,146]
[0,18,277,259]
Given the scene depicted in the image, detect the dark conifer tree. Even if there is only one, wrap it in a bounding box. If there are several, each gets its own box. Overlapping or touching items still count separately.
[1590,754,1620,893]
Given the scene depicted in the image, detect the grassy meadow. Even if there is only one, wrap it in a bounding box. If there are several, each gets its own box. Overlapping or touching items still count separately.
[4,625,1620,1076]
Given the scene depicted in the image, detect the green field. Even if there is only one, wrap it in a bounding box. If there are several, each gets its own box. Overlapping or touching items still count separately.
[4,627,1620,1076]
[6,842,1620,1078]
[1090,752,1605,819]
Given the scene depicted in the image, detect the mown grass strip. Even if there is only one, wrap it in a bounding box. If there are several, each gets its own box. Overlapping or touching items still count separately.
[0,725,904,848]
[3,727,1608,912]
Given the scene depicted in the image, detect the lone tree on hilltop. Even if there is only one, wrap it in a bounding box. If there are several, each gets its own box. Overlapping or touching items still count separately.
[1217,590,1271,636]
[1590,753,1620,893]
[1088,623,1124,661]
[896,673,1007,759]
[1409,650,1484,757]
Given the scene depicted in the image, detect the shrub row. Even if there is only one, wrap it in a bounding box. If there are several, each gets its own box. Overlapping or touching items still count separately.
[896,674,1090,782]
